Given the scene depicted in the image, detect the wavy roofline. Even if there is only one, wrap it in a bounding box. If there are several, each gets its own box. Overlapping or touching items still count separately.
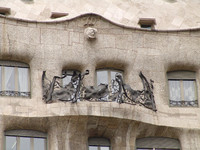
[1,12,200,32]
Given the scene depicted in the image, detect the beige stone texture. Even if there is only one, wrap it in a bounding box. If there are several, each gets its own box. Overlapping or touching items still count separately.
[0,14,200,149]
[0,0,200,30]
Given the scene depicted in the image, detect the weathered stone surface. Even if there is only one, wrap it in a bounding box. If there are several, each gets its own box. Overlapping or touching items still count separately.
[0,14,200,149]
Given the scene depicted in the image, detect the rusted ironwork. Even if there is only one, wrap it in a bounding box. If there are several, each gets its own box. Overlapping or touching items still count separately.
[42,70,157,111]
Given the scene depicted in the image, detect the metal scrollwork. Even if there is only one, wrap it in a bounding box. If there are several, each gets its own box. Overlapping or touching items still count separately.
[42,70,89,103]
[42,70,157,111]
[108,72,156,111]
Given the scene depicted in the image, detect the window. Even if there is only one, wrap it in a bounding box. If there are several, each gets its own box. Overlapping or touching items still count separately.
[96,69,123,100]
[138,18,156,30]
[0,7,10,16]
[62,70,80,87]
[136,137,180,150]
[140,25,152,29]
[96,69,123,85]
[88,137,111,150]
[167,71,198,107]
[0,61,30,97]
[5,130,47,150]
[50,12,68,19]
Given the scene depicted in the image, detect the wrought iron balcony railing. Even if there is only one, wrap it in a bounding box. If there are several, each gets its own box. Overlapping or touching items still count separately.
[42,70,157,111]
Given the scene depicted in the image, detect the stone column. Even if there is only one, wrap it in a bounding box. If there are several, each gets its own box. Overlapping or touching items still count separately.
[111,121,136,150]
[48,120,60,150]
[65,116,88,150]
[179,129,200,150]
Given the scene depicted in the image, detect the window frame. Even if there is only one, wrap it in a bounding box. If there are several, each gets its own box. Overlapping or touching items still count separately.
[167,71,198,107]
[138,18,156,30]
[136,137,181,150]
[95,68,123,86]
[0,60,31,98]
[5,130,47,150]
[88,137,111,150]
[95,68,123,101]
[62,69,81,87]
[0,7,10,16]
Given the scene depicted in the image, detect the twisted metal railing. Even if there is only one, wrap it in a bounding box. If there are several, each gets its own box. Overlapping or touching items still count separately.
[42,70,157,111]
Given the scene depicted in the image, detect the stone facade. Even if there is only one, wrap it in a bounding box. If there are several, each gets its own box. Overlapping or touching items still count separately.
[1,0,200,30]
[0,14,200,149]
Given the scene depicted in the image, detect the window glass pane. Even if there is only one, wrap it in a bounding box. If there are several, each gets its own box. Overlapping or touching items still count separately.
[100,147,110,150]
[183,80,196,101]
[4,67,15,91]
[168,80,181,101]
[89,146,98,150]
[62,70,80,87]
[62,70,73,87]
[20,137,30,150]
[63,75,72,87]
[97,71,108,85]
[34,138,46,150]
[6,136,17,150]
[18,68,29,92]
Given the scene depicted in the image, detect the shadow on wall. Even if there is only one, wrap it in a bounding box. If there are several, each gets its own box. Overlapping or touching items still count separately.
[21,0,34,4]
[164,0,177,3]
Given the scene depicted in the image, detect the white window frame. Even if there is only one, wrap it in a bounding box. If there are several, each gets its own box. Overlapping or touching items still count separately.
[5,130,47,150]
[167,71,198,107]
[0,60,30,98]
[96,69,123,86]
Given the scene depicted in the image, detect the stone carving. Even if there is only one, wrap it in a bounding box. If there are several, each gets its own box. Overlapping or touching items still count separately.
[84,27,97,39]
[42,70,156,111]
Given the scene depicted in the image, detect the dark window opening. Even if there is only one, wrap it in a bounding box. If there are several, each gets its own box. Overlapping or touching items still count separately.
[50,12,68,19]
[0,7,11,16]
[140,24,152,29]
[138,18,156,30]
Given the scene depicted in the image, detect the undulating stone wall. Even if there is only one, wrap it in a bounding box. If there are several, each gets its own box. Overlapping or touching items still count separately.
[0,14,200,149]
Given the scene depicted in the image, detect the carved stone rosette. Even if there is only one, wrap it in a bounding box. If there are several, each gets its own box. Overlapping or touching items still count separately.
[84,27,97,39]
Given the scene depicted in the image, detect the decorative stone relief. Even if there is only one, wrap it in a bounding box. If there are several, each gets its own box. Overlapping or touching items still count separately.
[42,70,157,111]
[84,27,97,39]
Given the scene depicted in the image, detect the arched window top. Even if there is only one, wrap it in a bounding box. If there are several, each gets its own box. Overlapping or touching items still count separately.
[0,60,29,68]
[167,71,195,80]
[88,137,111,150]
[136,137,181,149]
[5,130,47,138]
[5,130,47,150]
[88,137,110,146]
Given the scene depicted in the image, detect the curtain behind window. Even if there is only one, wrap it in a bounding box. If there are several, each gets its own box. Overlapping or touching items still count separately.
[18,68,29,92]
[4,67,15,91]
[168,80,181,101]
